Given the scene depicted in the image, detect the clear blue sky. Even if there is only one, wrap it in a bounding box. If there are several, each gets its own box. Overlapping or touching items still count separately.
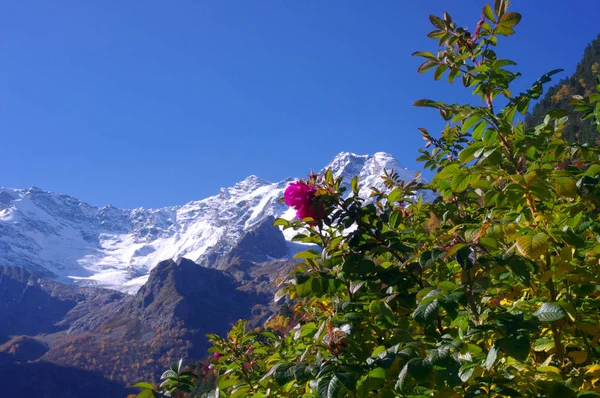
[1,0,599,208]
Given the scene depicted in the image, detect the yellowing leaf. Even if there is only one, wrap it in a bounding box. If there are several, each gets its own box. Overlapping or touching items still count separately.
[585,364,600,376]
[554,176,578,198]
[516,233,549,259]
[531,233,549,258]
[568,351,587,364]
[538,365,561,374]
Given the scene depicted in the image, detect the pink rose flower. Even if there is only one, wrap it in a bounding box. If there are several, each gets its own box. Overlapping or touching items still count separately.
[284,181,315,208]
[284,181,324,224]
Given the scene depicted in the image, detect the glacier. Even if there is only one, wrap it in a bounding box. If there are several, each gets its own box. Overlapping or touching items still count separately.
[0,152,431,293]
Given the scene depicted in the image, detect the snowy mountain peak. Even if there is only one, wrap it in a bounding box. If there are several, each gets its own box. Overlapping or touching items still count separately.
[231,174,270,191]
[0,152,426,292]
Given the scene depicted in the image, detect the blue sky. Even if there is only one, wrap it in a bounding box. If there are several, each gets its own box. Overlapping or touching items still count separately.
[1,0,599,208]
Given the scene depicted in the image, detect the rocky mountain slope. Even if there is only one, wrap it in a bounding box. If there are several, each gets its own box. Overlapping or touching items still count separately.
[0,255,281,395]
[0,152,429,292]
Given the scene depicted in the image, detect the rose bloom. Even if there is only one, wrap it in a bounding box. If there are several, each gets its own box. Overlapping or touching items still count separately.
[284,181,325,223]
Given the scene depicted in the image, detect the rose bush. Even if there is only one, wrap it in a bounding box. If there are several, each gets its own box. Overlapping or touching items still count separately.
[136,1,600,397]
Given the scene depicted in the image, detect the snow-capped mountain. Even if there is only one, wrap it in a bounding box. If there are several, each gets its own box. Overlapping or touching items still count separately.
[0,152,428,292]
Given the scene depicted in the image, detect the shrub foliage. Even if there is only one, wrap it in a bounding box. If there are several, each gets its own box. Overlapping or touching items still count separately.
[138,1,600,396]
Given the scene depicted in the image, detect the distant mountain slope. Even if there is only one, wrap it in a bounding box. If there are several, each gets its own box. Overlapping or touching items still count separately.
[526,34,600,144]
[0,257,275,393]
[0,152,429,292]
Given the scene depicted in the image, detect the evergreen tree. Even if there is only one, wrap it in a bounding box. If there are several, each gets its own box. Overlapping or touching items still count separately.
[526,34,600,144]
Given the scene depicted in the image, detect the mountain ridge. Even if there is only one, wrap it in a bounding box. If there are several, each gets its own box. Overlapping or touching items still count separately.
[0,152,430,292]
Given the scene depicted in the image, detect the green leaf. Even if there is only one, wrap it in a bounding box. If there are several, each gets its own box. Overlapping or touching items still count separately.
[499,12,521,27]
[317,375,344,398]
[272,218,290,227]
[483,4,495,22]
[351,176,359,194]
[434,64,448,80]
[534,302,566,322]
[462,114,482,133]
[369,367,386,379]
[133,382,154,390]
[161,370,178,379]
[494,0,509,17]
[485,344,498,371]
[451,173,471,193]
[396,364,409,391]
[418,60,439,73]
[534,338,556,352]
[406,357,432,380]
[349,280,366,295]
[438,281,459,291]
[429,14,445,29]
[137,390,156,398]
[389,210,403,229]
[412,51,438,60]
[554,177,578,198]
[448,68,460,84]
[413,297,439,324]
[472,122,487,140]
[294,250,320,259]
[413,99,440,108]
[506,256,531,286]
[482,129,498,146]
[495,25,515,36]
[436,163,460,180]
[459,142,484,164]
[387,188,403,204]
[231,386,252,398]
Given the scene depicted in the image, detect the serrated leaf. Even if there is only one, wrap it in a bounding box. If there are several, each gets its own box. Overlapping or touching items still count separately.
[534,302,566,322]
[317,375,344,398]
[413,298,439,324]
[516,233,548,259]
[451,173,471,193]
